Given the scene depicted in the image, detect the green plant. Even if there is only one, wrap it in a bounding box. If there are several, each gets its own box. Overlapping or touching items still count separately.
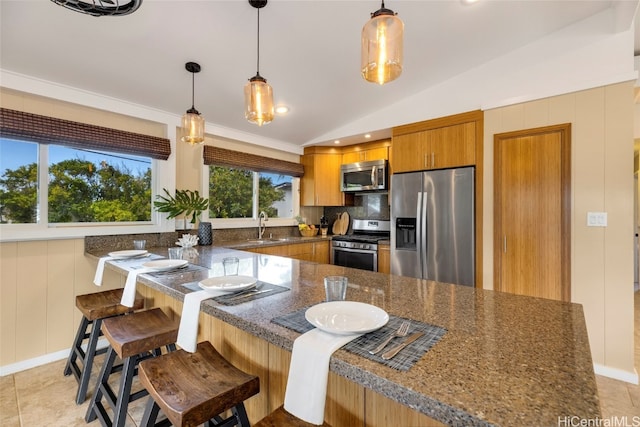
[154,189,209,224]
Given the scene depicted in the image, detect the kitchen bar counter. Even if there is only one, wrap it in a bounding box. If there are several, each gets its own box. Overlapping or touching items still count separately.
[87,245,600,426]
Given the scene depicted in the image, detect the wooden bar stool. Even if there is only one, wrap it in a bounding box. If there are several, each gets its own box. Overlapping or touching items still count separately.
[137,341,260,427]
[85,307,179,427]
[254,406,331,427]
[63,288,144,404]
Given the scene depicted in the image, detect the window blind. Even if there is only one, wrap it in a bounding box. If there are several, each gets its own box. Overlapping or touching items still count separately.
[203,145,304,177]
[0,108,171,160]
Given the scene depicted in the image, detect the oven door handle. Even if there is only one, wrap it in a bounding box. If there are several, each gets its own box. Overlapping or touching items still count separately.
[332,246,377,255]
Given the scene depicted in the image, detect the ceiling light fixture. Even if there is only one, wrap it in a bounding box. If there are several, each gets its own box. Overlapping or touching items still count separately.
[245,0,274,127]
[275,106,289,114]
[181,62,205,145]
[361,1,404,85]
[50,0,142,17]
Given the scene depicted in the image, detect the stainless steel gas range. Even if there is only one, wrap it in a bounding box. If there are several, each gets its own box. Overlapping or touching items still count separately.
[331,219,390,272]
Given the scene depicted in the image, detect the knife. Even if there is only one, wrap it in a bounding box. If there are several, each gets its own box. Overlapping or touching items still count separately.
[226,288,274,301]
[380,332,424,360]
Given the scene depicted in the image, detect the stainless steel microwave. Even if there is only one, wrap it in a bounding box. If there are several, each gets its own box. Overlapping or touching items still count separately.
[340,159,388,192]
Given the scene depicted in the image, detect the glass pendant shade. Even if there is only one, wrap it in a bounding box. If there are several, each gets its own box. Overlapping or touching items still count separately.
[181,62,205,145]
[181,108,205,145]
[244,74,274,127]
[361,8,404,85]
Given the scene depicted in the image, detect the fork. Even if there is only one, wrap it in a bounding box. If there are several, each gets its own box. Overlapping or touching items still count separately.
[368,321,410,354]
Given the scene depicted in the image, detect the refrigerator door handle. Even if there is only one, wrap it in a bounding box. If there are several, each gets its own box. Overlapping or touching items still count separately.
[421,191,428,279]
[416,192,423,269]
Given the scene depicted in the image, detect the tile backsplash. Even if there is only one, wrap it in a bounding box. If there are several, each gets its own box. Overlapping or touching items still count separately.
[324,193,389,234]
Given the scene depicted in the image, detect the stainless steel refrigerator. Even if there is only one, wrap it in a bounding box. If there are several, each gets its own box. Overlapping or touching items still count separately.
[390,167,475,286]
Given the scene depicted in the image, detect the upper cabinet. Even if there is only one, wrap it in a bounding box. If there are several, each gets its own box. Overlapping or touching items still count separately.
[301,141,390,207]
[391,111,482,173]
[341,140,390,164]
[301,147,344,206]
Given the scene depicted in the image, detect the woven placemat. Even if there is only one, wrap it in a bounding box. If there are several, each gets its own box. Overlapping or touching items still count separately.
[213,281,289,305]
[147,263,209,278]
[272,307,447,371]
[182,281,289,306]
[112,253,163,265]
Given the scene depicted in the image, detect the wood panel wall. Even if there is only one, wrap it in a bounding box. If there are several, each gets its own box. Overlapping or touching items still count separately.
[483,81,635,376]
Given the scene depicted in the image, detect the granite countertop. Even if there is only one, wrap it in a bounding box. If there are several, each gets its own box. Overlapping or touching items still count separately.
[87,245,600,427]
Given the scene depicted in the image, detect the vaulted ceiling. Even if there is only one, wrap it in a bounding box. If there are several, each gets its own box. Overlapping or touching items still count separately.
[1,1,637,153]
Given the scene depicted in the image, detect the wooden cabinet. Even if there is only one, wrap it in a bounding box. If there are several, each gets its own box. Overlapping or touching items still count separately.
[377,243,390,274]
[301,147,343,206]
[312,240,330,264]
[391,111,481,174]
[341,140,390,164]
[300,141,389,207]
[246,240,330,264]
[391,132,429,173]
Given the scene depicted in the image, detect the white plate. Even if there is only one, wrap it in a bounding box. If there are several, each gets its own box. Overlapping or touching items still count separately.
[198,275,258,293]
[108,249,148,259]
[141,259,188,271]
[305,301,389,335]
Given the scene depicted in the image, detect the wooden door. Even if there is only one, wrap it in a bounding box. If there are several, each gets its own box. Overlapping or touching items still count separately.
[494,124,571,301]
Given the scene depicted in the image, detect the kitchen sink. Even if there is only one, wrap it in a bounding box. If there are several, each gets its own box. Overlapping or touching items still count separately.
[246,237,294,244]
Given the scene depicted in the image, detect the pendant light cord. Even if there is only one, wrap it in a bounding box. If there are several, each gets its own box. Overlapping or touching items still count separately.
[191,71,196,109]
[256,7,261,75]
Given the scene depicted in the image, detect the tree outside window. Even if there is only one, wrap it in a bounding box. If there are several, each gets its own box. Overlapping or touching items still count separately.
[208,166,292,219]
[0,138,152,224]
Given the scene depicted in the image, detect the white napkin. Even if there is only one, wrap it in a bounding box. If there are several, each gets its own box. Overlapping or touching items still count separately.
[284,329,362,425]
[176,290,218,353]
[121,268,152,307]
[93,256,114,286]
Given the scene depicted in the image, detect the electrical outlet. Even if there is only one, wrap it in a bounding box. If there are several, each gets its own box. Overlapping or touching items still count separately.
[587,212,607,227]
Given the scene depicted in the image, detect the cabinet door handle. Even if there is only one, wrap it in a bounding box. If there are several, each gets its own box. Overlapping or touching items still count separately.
[503,235,507,253]
[431,152,435,167]
[424,153,428,168]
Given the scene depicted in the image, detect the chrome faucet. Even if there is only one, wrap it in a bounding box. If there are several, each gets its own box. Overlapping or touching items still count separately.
[258,211,268,239]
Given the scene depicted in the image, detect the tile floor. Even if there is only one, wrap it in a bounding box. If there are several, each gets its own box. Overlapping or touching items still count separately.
[1,294,640,426]
[594,291,640,420]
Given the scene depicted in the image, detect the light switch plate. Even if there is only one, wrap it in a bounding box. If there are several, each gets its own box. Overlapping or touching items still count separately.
[587,212,607,227]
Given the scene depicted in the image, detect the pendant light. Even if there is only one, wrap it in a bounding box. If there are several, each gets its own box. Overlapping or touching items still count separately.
[181,62,205,145]
[244,0,274,126]
[361,1,404,85]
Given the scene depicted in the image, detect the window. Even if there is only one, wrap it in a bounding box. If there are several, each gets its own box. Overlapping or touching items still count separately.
[0,107,172,239]
[208,166,294,219]
[0,139,38,224]
[0,138,153,224]
[202,145,303,224]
